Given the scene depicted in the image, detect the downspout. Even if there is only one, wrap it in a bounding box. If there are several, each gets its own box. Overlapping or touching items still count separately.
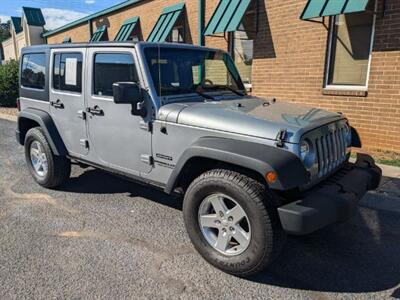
[198,0,205,46]
[88,19,93,41]
[198,0,205,82]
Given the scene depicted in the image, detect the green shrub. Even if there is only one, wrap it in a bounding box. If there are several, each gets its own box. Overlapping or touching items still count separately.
[0,60,19,107]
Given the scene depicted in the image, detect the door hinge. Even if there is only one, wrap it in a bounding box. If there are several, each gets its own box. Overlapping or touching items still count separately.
[140,120,152,132]
[140,154,154,165]
[80,139,89,149]
[77,110,86,120]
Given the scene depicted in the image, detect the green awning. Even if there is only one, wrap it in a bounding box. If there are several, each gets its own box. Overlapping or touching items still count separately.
[23,7,46,26]
[114,17,139,41]
[11,17,23,34]
[301,0,370,20]
[63,36,71,43]
[90,25,107,42]
[204,0,251,36]
[147,3,185,42]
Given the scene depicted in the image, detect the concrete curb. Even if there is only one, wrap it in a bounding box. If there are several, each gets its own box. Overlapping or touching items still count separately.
[377,163,400,179]
[0,113,399,179]
[0,113,17,122]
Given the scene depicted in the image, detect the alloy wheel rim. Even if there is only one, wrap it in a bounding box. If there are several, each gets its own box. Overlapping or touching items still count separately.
[30,141,48,177]
[198,193,251,256]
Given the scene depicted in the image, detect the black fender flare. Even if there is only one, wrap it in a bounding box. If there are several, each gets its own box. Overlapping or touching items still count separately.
[17,108,68,156]
[351,126,362,148]
[165,137,309,193]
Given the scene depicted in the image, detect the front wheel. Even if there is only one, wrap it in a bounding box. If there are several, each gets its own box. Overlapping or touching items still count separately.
[183,169,286,277]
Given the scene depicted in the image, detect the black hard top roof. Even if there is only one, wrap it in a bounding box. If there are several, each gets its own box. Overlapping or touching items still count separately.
[21,41,222,54]
[22,41,137,52]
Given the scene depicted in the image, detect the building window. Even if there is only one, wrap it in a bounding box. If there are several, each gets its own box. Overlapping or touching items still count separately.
[21,53,46,90]
[53,53,83,93]
[229,6,256,90]
[166,12,185,44]
[168,26,185,43]
[93,53,138,97]
[326,2,376,89]
[127,27,141,42]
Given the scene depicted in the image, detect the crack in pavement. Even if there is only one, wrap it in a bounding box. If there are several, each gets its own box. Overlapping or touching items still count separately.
[0,177,80,215]
[1,156,193,295]
[0,157,79,215]
[57,228,194,295]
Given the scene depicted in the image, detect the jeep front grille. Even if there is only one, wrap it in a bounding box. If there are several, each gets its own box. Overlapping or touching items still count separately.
[315,126,348,178]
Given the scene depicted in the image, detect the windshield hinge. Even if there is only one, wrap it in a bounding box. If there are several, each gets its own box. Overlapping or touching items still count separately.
[275,129,287,148]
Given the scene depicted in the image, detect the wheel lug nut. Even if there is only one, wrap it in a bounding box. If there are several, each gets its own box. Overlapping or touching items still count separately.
[229,227,235,231]
[219,211,224,218]
[228,216,233,222]
[221,228,226,233]
[215,220,221,225]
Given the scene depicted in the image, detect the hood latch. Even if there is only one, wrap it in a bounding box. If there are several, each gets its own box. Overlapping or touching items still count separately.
[276,129,287,148]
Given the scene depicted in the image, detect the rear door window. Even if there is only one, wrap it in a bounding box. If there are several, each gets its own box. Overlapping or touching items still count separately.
[21,53,46,90]
[93,53,138,97]
[53,53,83,93]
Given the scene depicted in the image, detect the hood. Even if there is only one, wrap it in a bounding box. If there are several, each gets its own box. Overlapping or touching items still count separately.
[157,97,344,143]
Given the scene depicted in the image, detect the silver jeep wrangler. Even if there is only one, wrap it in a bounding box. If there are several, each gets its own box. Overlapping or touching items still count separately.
[16,42,381,276]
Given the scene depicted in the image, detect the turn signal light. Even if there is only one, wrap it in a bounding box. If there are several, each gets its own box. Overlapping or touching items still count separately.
[265,171,277,184]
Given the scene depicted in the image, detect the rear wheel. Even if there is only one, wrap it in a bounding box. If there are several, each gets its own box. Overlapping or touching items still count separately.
[183,169,286,277]
[24,127,71,188]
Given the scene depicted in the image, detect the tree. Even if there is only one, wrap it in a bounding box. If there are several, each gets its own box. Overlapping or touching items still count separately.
[0,20,11,61]
[0,60,19,107]
[0,20,11,42]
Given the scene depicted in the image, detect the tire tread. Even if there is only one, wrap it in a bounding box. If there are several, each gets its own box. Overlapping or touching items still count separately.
[25,127,71,188]
[184,169,286,277]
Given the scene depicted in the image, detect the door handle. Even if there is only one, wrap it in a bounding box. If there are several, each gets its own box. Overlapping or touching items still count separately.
[86,105,104,116]
[50,99,64,109]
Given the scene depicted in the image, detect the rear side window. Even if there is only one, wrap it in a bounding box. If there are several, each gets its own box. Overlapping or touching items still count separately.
[53,53,83,93]
[21,53,46,90]
[93,53,138,97]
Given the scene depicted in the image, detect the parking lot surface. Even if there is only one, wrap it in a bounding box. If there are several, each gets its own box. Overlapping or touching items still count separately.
[1,118,399,299]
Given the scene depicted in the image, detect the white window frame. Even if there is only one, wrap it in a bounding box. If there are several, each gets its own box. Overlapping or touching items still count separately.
[169,26,185,43]
[324,1,378,91]
[229,31,254,91]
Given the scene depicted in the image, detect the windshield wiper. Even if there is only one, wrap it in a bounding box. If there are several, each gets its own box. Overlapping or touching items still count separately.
[203,85,245,97]
[162,86,216,101]
[219,85,245,96]
[194,90,216,100]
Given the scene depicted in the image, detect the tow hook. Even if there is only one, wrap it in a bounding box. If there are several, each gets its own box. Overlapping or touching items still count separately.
[276,129,287,148]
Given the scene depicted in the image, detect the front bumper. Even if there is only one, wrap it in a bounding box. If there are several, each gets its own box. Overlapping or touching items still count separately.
[278,153,382,235]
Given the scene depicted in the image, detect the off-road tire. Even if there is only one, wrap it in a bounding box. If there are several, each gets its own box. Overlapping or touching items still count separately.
[183,169,286,277]
[24,127,71,188]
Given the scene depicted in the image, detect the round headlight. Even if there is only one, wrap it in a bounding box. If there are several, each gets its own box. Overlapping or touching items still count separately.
[300,139,316,169]
[300,140,310,161]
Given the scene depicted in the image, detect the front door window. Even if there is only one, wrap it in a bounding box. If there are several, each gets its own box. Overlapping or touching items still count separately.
[93,53,138,97]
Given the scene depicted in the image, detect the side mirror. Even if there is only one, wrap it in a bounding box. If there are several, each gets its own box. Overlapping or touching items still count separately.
[113,82,146,117]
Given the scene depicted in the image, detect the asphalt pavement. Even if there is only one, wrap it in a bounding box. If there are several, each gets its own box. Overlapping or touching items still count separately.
[1,118,399,299]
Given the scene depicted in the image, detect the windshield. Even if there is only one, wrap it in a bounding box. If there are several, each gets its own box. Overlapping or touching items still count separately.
[144,47,245,97]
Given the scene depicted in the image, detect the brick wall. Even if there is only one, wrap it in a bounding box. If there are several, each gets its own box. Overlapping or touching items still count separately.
[47,0,201,44]
[45,0,400,154]
[248,0,400,154]
[46,21,90,44]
